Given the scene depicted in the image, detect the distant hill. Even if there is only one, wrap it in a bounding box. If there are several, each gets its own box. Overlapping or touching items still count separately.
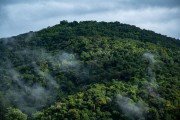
[0,21,179,120]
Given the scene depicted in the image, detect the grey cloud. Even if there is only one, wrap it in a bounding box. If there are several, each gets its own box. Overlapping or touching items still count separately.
[0,0,180,39]
[120,0,180,8]
[0,0,40,5]
[2,0,112,20]
[136,0,180,7]
[1,0,180,9]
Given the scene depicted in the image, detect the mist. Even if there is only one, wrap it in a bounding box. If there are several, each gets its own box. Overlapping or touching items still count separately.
[0,48,81,114]
[116,95,147,120]
[143,52,159,98]
[115,52,161,119]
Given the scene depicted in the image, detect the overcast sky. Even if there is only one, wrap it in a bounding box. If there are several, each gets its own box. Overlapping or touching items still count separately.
[0,0,180,39]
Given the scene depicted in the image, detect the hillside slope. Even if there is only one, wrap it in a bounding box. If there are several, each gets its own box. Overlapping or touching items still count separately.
[0,21,180,120]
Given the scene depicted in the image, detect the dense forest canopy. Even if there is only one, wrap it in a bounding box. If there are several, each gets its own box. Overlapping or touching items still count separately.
[0,21,179,120]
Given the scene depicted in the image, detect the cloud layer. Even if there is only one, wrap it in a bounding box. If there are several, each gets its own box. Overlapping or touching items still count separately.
[0,0,180,39]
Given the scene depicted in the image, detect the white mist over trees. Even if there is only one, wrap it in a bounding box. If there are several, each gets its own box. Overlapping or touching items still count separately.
[0,48,82,114]
[116,95,147,120]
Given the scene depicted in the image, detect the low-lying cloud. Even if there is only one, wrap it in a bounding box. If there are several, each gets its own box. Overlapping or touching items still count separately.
[116,95,147,120]
[143,52,159,98]
[0,48,81,114]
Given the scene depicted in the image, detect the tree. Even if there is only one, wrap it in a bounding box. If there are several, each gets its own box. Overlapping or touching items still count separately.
[60,20,68,25]
[5,108,27,120]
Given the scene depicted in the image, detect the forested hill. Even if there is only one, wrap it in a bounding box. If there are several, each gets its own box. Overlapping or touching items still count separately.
[0,21,180,120]
[3,21,180,50]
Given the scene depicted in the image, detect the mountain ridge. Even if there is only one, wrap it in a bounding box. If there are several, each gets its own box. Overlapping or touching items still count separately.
[0,21,179,120]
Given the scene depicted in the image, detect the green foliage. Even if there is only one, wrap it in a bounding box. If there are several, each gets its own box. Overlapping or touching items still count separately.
[5,107,27,120]
[0,21,180,120]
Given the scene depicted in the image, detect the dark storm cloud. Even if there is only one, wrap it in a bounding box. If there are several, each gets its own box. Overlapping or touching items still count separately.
[0,0,179,39]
